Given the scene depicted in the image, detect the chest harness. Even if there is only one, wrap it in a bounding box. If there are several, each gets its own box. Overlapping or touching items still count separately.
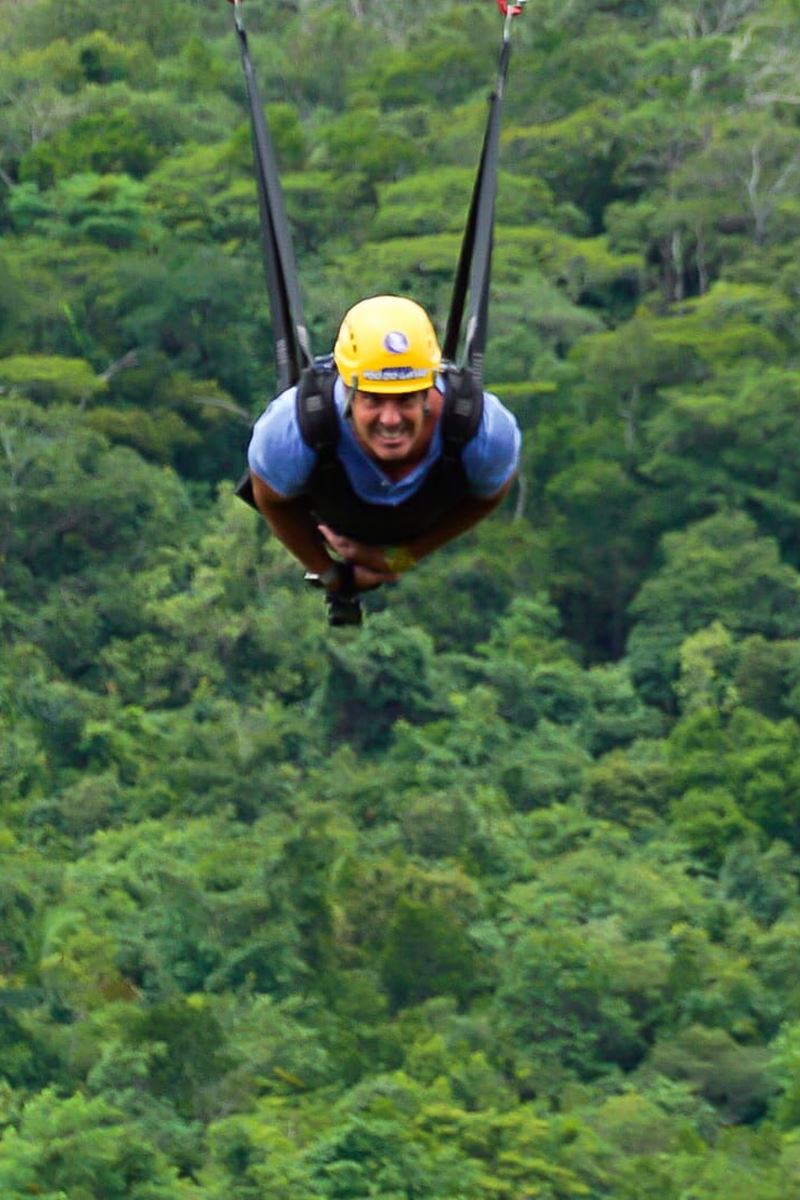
[295,360,483,545]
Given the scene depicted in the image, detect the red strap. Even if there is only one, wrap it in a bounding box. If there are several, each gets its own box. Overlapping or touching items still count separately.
[497,0,524,13]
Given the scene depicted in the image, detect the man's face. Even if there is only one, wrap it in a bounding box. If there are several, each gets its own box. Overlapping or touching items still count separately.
[350,389,428,461]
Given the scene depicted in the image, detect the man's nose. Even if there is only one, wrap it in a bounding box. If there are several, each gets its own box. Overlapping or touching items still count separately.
[377,401,403,424]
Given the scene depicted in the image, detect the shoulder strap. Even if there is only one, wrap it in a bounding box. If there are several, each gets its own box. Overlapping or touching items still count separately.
[231,0,312,390]
[296,361,340,465]
[440,368,484,463]
[442,30,516,388]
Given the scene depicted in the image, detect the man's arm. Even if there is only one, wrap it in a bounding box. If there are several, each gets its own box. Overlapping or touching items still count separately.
[318,477,515,574]
[250,472,396,590]
[405,479,514,563]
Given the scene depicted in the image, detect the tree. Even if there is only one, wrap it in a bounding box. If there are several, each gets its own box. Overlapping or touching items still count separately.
[627,511,800,705]
[380,895,478,1011]
[647,1025,775,1123]
[0,354,106,403]
[9,172,158,249]
[494,918,665,1086]
[20,109,162,187]
[667,704,800,848]
[674,114,800,245]
[315,612,441,753]
[0,1089,198,1199]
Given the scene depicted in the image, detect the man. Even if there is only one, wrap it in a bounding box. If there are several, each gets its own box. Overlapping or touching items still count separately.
[247,295,520,597]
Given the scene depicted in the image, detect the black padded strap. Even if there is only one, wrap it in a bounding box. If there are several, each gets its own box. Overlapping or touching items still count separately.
[296,365,340,465]
[441,369,484,462]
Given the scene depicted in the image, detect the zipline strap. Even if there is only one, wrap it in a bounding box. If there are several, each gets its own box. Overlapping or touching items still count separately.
[230,0,313,390]
[443,1,526,388]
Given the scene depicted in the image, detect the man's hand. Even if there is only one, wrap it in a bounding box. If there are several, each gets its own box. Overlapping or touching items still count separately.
[318,525,398,591]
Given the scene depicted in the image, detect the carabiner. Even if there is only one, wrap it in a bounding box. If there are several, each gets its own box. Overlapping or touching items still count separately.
[228,0,245,34]
[497,0,527,42]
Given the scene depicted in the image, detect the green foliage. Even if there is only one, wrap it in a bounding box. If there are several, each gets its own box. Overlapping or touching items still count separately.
[628,512,800,704]
[18,0,199,55]
[670,785,758,867]
[8,173,158,249]
[75,31,156,87]
[316,612,441,753]
[0,355,104,403]
[0,395,194,588]
[667,705,800,849]
[373,167,556,239]
[648,1025,775,1124]
[495,919,659,1084]
[314,108,417,189]
[380,896,478,1010]
[20,110,162,188]
[350,26,493,110]
[2,1092,198,1197]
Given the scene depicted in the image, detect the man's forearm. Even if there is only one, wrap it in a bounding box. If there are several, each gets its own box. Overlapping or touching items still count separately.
[250,474,333,574]
[251,468,514,580]
[404,481,514,564]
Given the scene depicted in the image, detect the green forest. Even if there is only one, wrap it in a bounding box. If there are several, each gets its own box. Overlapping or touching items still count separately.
[4,0,800,1194]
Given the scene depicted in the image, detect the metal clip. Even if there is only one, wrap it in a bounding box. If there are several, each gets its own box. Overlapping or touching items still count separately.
[500,0,528,41]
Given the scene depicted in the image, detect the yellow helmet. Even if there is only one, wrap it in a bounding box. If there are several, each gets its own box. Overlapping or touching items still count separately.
[334,295,442,394]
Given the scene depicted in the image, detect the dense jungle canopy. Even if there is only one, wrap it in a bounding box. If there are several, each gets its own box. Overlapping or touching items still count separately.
[4,0,800,1195]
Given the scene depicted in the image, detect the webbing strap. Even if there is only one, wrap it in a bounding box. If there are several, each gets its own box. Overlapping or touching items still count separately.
[231,0,313,390]
[441,368,484,462]
[296,365,339,466]
[443,26,517,389]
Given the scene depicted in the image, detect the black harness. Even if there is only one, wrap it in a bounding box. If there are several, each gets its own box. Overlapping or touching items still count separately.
[294,362,483,545]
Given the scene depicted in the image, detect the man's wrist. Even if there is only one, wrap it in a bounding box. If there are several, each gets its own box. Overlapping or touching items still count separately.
[384,546,417,574]
[304,562,340,589]
[316,562,340,589]
[305,561,357,594]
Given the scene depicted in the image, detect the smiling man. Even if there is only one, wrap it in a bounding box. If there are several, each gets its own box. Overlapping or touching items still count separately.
[247,295,521,601]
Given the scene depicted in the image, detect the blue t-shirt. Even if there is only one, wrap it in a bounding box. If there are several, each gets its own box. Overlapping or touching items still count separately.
[248,375,520,506]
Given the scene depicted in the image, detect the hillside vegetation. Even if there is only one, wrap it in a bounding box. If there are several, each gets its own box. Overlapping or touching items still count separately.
[3,1,800,1195]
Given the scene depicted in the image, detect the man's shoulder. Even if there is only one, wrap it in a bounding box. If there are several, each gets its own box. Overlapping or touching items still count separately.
[248,384,318,496]
[460,387,521,496]
[480,389,518,437]
[250,386,299,448]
